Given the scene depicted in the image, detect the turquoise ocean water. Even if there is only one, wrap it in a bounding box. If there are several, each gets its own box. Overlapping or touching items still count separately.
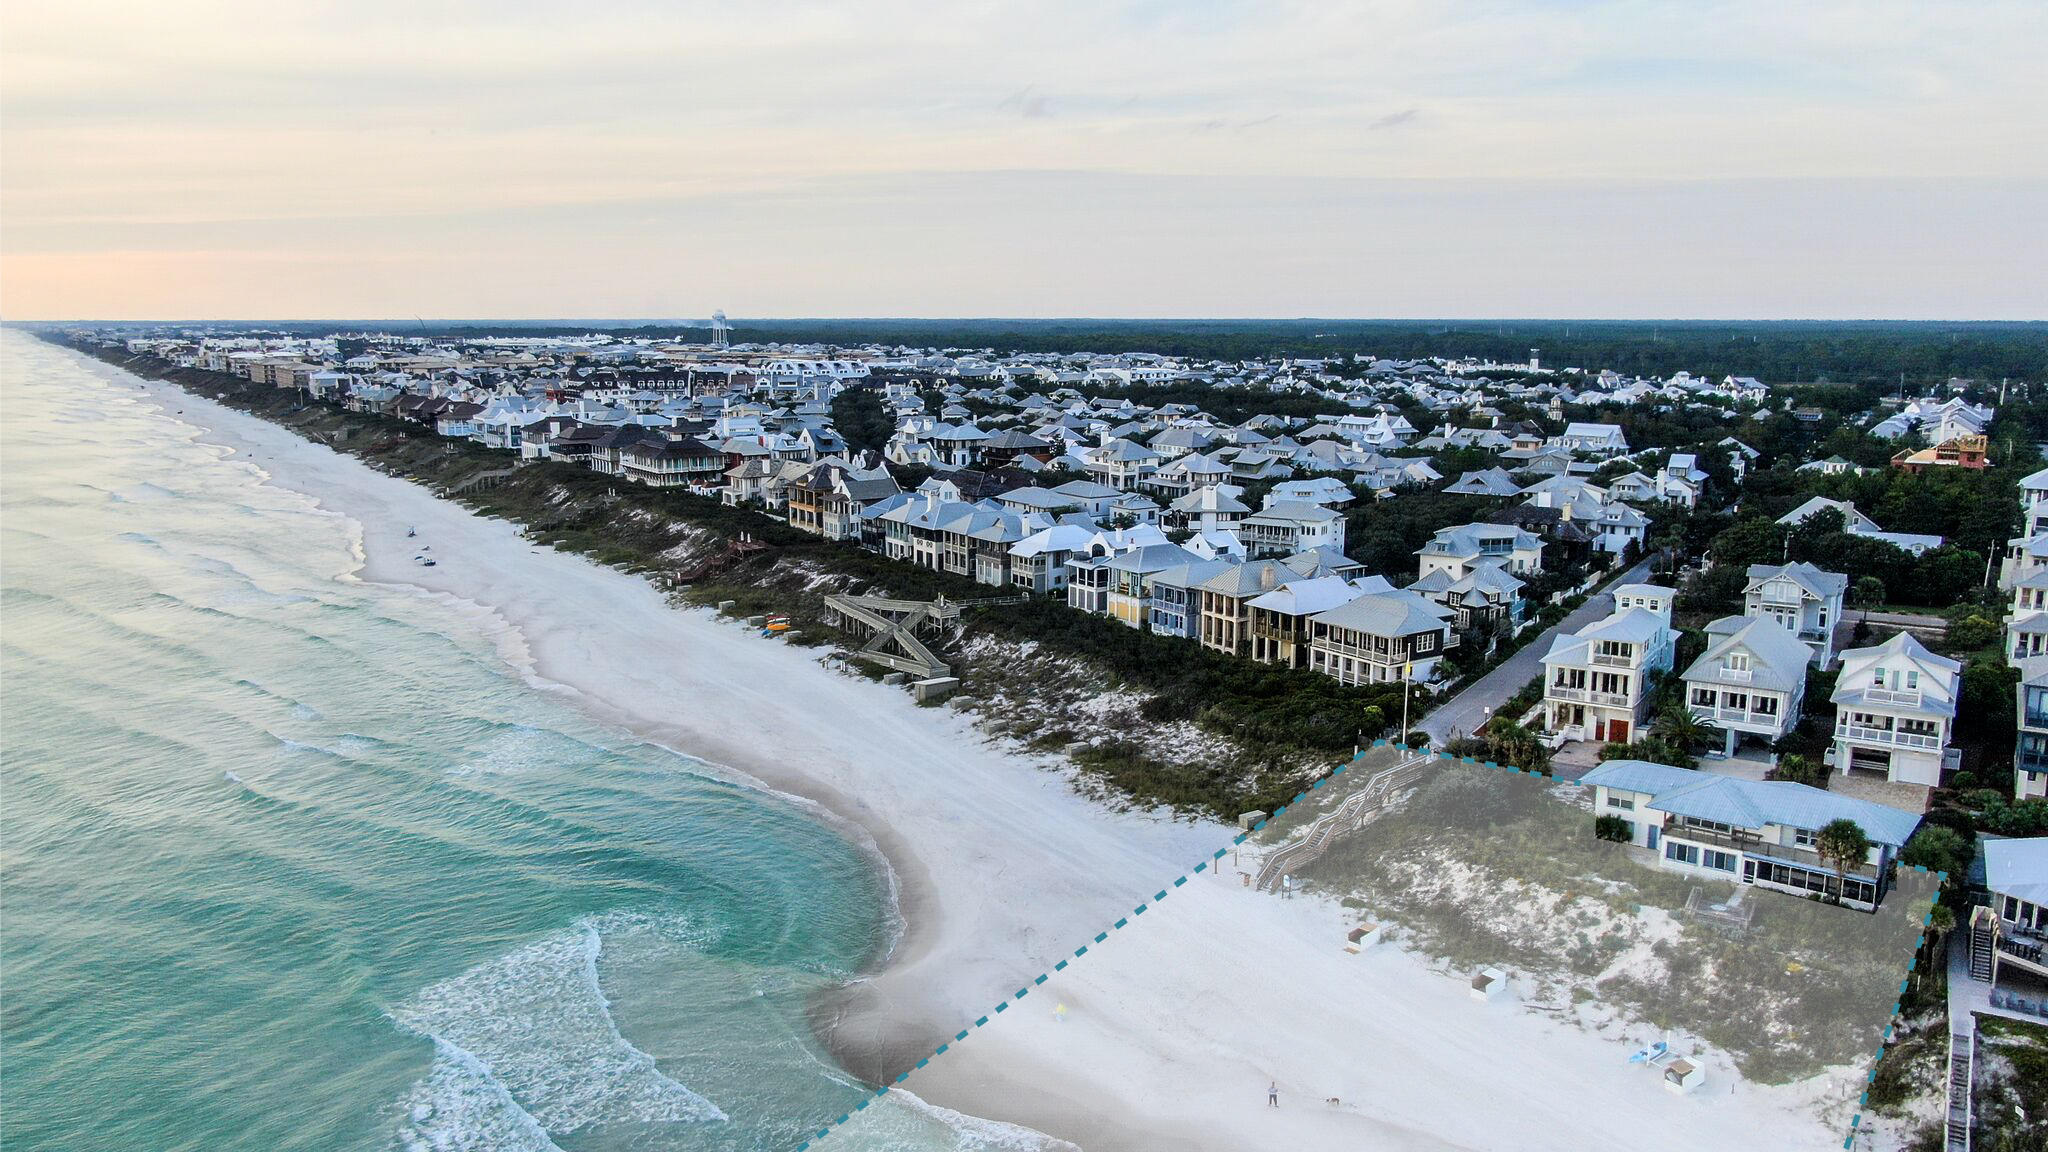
[0,334,1028,1151]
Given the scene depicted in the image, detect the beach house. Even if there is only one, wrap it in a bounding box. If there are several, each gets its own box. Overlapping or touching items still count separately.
[1007,524,1105,594]
[1246,576,1377,668]
[1680,616,1811,757]
[1165,485,1252,535]
[1082,437,1162,490]
[2018,657,2047,801]
[1305,590,1457,686]
[1556,422,1630,457]
[1415,522,1544,579]
[620,436,726,490]
[1968,837,2048,988]
[1411,564,1526,631]
[1146,558,1240,639]
[1105,543,1202,628]
[1237,502,1346,559]
[1540,589,1675,745]
[1776,497,1944,556]
[1198,560,1298,656]
[1742,562,1849,667]
[786,461,901,542]
[1829,633,1961,787]
[1580,760,1920,910]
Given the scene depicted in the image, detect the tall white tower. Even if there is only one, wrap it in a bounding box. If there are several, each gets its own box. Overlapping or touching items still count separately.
[1528,348,1540,371]
[711,310,730,350]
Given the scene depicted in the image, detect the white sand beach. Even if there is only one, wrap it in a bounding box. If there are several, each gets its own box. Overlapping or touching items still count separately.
[118,359,1863,1151]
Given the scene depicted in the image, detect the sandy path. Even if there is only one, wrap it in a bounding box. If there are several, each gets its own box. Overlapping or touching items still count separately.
[101,353,1858,1151]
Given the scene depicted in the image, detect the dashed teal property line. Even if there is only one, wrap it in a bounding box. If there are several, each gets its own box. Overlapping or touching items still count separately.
[1842,873,1946,1150]
[798,741,1929,1151]
[795,737,1440,1149]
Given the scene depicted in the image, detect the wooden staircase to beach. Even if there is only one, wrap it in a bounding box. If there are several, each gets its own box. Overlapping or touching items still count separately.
[442,467,519,496]
[1253,750,1431,893]
[1943,1026,1975,1151]
[674,534,772,583]
[821,592,1030,680]
[822,594,953,679]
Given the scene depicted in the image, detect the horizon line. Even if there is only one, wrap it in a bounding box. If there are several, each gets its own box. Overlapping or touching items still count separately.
[11,316,2048,327]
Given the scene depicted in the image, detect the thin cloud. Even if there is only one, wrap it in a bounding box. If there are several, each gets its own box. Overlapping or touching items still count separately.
[1369,108,1420,130]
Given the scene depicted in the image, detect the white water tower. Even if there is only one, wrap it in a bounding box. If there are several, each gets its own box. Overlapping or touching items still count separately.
[711,310,731,350]
[1528,348,1540,371]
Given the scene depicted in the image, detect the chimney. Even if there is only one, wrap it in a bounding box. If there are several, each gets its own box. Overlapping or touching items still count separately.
[1259,564,1278,591]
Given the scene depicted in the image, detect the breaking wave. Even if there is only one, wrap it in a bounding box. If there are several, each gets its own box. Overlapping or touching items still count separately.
[389,914,727,1149]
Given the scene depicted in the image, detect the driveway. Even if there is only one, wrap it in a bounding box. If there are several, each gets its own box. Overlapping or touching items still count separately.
[1416,559,1654,745]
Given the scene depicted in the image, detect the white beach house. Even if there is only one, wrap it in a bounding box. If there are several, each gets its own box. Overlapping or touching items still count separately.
[1540,588,1675,745]
[1680,616,1811,757]
[1237,501,1346,559]
[1581,760,1921,911]
[1415,522,1544,580]
[1829,633,1961,787]
[1555,422,1630,457]
[1742,562,1849,667]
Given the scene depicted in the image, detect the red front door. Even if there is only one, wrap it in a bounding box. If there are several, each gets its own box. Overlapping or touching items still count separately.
[1608,719,1630,743]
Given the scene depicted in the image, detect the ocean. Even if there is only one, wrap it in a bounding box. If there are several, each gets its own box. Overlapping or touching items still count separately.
[0,332,1049,1151]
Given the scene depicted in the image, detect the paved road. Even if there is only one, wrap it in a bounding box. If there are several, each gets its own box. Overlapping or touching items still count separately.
[1416,560,1655,745]
[1849,608,1949,630]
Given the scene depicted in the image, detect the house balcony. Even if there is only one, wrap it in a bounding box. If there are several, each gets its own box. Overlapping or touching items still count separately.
[2023,709,2048,731]
[1862,687,1923,708]
[1714,666,1754,684]
[1693,705,1785,729]
[1590,651,1639,668]
[1997,930,2048,972]
[1548,684,1632,708]
[1837,722,1942,750]
[1314,634,1456,664]
[1663,823,1878,880]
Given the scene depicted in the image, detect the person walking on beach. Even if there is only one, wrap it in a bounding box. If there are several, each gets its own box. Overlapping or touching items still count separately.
[1268,1081,1279,1108]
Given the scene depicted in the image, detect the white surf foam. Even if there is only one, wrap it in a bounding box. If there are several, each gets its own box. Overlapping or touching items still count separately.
[390,915,727,1147]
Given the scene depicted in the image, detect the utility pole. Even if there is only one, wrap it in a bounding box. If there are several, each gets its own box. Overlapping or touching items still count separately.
[1400,663,1412,746]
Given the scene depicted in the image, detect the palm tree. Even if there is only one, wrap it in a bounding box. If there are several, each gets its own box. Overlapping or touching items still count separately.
[1652,703,1716,757]
[1815,818,1873,905]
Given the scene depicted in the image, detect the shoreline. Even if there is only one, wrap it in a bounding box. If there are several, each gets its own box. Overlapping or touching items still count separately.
[77,345,1865,1151]
[84,350,1220,1109]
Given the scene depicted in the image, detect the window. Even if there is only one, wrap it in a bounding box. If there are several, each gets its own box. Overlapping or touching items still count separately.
[1906,670,1919,689]
[1664,842,1700,866]
[1872,669,1886,687]
[1607,795,1635,811]
[1793,828,1816,848]
[1727,653,1750,672]
[1705,850,1738,873]
[1691,687,1716,707]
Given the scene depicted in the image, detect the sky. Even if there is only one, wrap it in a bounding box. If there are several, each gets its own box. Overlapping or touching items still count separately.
[2,0,2044,321]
